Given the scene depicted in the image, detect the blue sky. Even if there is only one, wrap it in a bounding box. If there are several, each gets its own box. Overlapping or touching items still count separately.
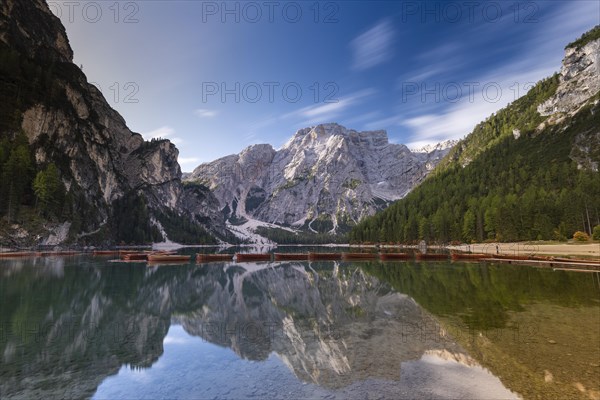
[51,1,599,170]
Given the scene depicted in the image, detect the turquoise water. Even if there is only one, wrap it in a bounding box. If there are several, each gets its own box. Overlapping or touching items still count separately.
[1,255,598,399]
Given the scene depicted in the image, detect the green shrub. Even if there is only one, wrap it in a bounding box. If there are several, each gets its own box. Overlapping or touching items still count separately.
[592,225,600,240]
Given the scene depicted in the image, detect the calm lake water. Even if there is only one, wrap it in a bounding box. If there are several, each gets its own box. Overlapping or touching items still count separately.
[1,254,599,399]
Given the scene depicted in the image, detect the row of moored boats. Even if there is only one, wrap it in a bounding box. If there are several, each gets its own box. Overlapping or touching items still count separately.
[1,250,597,267]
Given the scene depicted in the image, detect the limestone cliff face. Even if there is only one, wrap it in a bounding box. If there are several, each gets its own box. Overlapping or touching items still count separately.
[188,123,453,232]
[538,37,600,117]
[537,35,600,172]
[0,0,227,243]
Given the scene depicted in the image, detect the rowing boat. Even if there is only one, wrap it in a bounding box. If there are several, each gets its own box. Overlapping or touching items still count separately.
[147,254,190,262]
[196,254,234,262]
[235,253,272,262]
[308,252,342,261]
[379,253,411,261]
[342,252,378,260]
[273,253,309,261]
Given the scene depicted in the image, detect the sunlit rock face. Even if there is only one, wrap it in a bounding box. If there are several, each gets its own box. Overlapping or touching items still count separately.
[188,123,454,232]
[0,0,227,243]
[538,38,600,117]
[536,36,600,172]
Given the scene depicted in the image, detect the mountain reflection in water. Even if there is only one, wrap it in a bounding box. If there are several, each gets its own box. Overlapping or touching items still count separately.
[2,257,596,399]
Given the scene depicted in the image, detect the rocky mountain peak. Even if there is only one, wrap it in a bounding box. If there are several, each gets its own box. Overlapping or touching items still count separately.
[0,0,73,63]
[240,143,275,158]
[188,124,454,238]
[412,139,459,154]
[284,123,390,151]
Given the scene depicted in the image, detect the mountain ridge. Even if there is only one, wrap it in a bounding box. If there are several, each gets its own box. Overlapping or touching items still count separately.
[187,123,453,238]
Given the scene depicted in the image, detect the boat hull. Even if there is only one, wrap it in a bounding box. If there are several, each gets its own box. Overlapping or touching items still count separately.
[415,253,449,261]
[342,253,378,261]
[379,253,411,261]
[147,255,190,263]
[273,253,309,261]
[196,254,234,262]
[308,252,342,261]
[235,253,272,262]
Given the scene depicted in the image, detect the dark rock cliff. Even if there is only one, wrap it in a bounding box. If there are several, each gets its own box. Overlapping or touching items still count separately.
[0,0,229,245]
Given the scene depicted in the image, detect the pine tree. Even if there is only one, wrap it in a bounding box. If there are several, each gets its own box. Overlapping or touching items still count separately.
[33,163,64,218]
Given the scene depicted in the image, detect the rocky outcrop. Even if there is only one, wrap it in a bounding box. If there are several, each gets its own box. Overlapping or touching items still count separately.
[0,0,227,244]
[538,37,600,116]
[188,123,452,232]
[536,33,600,172]
[0,0,73,63]
[570,125,600,172]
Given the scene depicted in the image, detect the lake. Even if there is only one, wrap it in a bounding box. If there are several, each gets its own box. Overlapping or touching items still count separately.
[1,254,599,399]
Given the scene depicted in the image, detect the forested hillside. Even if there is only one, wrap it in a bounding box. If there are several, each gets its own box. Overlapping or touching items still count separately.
[350,76,600,244]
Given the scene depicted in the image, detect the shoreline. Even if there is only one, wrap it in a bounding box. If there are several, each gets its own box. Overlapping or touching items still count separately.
[1,241,599,259]
[446,242,600,259]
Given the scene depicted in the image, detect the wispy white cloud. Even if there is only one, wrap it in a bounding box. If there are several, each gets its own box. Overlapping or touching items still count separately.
[194,108,218,118]
[399,67,445,84]
[341,111,383,127]
[403,101,496,144]
[363,114,405,131]
[142,126,184,145]
[283,89,376,126]
[178,156,203,172]
[351,19,394,71]
[402,64,556,147]
[241,131,266,146]
[178,157,200,166]
[163,336,191,345]
[396,2,600,149]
